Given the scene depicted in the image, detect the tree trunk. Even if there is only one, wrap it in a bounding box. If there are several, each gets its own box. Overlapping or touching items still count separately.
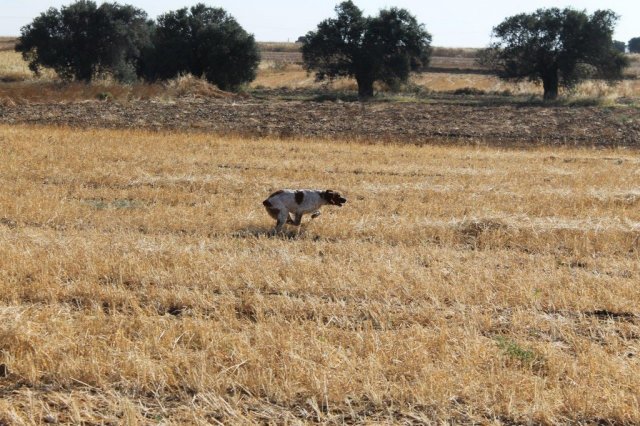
[74,62,94,82]
[542,70,559,101]
[356,74,374,99]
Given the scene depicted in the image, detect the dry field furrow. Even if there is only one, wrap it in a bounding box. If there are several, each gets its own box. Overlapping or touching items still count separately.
[2,99,640,146]
[0,125,639,424]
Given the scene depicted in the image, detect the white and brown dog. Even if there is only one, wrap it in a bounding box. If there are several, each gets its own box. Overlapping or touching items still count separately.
[263,189,347,233]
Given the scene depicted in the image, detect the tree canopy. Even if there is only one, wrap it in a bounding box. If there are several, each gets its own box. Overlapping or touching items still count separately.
[613,40,626,53]
[483,8,628,100]
[301,1,432,98]
[137,3,259,90]
[16,0,151,82]
[629,37,640,54]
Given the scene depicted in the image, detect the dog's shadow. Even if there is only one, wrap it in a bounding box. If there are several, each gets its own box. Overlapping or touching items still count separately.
[231,226,310,240]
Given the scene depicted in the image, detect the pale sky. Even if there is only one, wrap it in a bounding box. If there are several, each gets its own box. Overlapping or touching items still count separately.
[1,1,638,47]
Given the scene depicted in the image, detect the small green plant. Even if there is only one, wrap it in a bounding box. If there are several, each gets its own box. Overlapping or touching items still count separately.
[495,336,543,369]
[110,199,142,209]
[84,199,109,210]
[84,198,142,209]
[97,92,113,101]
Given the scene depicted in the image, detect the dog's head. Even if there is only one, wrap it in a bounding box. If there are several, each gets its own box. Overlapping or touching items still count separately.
[322,190,347,207]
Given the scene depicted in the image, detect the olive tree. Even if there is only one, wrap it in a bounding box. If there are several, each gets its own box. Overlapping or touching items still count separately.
[16,1,151,82]
[301,1,432,98]
[138,4,259,91]
[483,8,628,100]
[613,40,626,53]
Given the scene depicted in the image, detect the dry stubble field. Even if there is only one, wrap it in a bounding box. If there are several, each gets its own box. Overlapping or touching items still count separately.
[0,124,639,424]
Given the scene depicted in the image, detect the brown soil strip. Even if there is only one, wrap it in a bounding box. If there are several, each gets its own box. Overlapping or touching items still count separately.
[1,98,639,146]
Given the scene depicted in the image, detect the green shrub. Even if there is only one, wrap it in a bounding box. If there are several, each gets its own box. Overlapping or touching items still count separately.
[16,1,151,82]
[138,4,259,91]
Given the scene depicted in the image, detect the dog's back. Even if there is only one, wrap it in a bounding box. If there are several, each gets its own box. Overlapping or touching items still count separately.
[265,189,325,214]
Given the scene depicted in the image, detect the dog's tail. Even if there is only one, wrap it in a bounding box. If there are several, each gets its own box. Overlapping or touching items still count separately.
[262,199,271,207]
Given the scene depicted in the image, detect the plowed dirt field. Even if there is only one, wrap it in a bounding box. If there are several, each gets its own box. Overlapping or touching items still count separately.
[2,97,639,146]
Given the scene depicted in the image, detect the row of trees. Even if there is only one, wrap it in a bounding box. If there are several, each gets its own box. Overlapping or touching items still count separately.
[306,2,628,100]
[628,38,640,54]
[16,1,630,100]
[16,1,259,90]
[613,38,640,53]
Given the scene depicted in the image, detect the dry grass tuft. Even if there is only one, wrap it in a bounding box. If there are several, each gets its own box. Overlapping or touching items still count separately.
[0,96,16,107]
[0,125,638,423]
[0,50,56,82]
[0,51,35,82]
[163,74,237,99]
[0,74,239,103]
[626,54,640,78]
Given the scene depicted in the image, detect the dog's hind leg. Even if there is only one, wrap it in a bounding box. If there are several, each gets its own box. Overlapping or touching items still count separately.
[290,212,303,226]
[264,202,280,220]
[274,210,290,233]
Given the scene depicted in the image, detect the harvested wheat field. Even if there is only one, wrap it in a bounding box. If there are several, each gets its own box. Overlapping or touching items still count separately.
[0,125,639,424]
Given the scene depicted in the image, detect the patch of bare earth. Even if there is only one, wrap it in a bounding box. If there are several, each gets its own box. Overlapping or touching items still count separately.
[1,98,639,146]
